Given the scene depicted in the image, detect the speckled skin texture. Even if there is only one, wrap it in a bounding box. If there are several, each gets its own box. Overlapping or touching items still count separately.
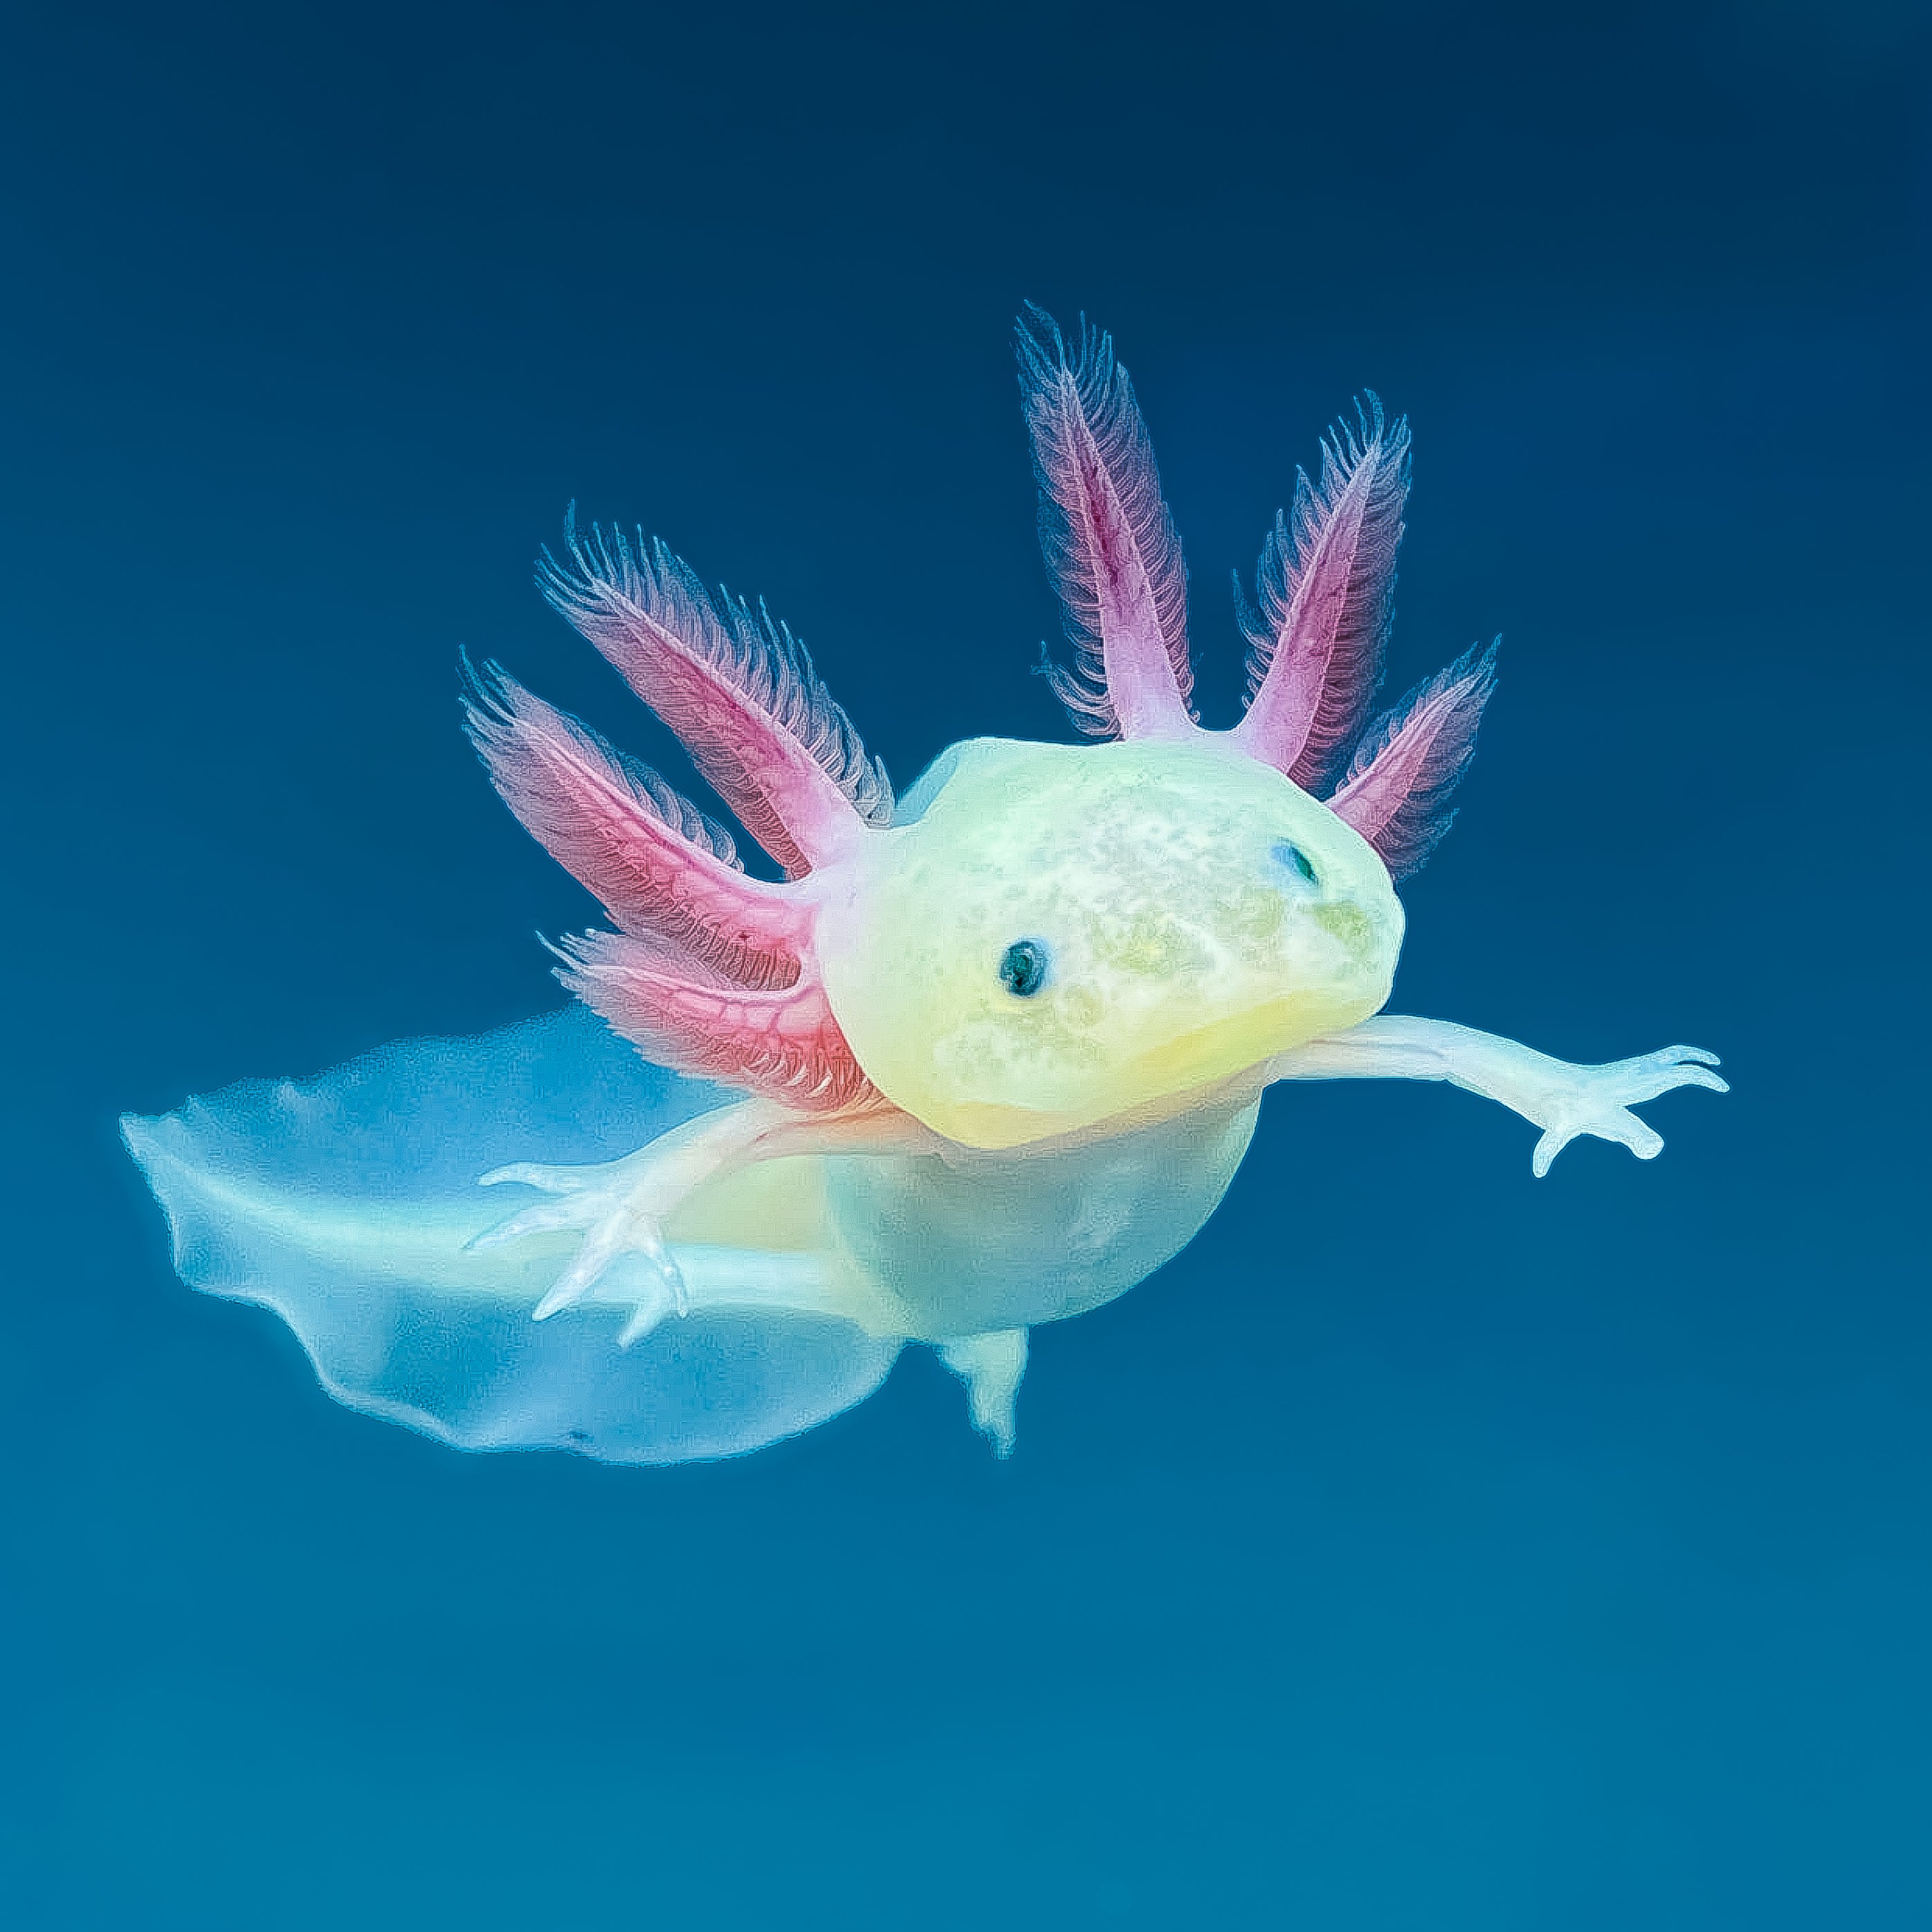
[814,738,1402,1148]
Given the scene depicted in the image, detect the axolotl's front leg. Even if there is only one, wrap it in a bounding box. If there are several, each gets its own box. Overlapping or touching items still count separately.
[467,1100,1042,1448]
[1266,1017,1726,1175]
[469,1098,943,1343]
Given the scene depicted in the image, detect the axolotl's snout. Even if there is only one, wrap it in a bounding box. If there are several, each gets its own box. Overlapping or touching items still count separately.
[813,737,1405,1150]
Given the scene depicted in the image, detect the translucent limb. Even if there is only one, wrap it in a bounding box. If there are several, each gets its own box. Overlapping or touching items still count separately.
[936,1328,1029,1457]
[470,1094,935,1342]
[1266,1015,1726,1176]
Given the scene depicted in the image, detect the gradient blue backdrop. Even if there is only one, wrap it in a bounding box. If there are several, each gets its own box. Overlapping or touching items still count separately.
[3,3,1927,1926]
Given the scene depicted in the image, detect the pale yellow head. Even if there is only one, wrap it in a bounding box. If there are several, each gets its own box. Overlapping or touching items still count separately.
[814,737,1404,1149]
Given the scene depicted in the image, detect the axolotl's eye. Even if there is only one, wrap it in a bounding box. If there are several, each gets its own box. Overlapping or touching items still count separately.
[1272,839,1320,887]
[998,938,1050,997]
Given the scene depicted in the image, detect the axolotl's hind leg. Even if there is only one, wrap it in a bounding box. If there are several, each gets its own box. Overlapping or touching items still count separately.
[936,1329,1029,1457]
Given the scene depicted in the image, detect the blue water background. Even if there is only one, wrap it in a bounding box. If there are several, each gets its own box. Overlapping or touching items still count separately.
[2,3,1926,1925]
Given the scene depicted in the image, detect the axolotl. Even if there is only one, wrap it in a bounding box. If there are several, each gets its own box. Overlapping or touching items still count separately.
[121,311,1724,1462]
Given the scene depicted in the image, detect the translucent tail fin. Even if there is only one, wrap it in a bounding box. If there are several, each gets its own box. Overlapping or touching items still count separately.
[120,1009,900,1464]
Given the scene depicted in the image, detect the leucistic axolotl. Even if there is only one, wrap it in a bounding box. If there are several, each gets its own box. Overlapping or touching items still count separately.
[121,310,1725,1463]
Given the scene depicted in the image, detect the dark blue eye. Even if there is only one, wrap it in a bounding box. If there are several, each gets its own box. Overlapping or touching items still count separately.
[999,939,1049,997]
[1273,839,1318,886]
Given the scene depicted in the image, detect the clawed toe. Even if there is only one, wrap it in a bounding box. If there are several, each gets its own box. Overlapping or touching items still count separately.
[1607,1048,1731,1110]
[618,1285,678,1348]
[478,1160,592,1194]
[1675,1046,1721,1068]
[531,1211,636,1318]
[465,1195,587,1252]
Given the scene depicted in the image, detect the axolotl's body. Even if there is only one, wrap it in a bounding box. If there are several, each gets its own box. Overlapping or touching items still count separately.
[122,313,1723,1461]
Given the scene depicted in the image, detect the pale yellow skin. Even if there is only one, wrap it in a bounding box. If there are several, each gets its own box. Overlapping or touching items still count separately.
[480,731,1724,1453]
[817,736,1402,1147]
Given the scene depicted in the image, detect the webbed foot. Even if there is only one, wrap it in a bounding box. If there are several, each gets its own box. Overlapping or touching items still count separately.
[468,1148,686,1345]
[1529,1045,1727,1178]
